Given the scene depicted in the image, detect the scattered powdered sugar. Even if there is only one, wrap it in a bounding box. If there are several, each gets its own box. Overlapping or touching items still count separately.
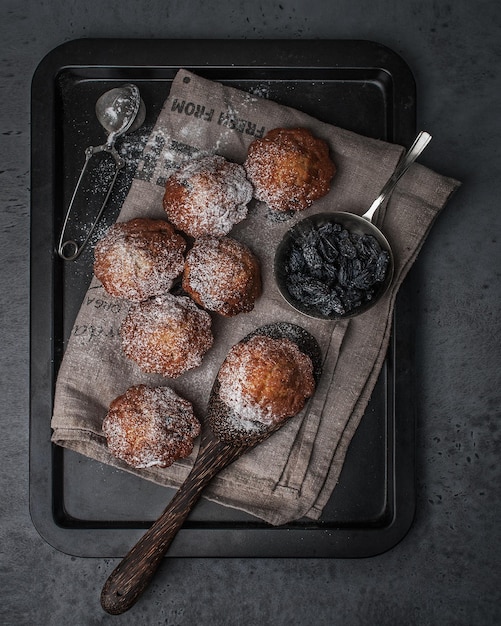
[102,384,201,469]
[207,388,267,445]
[246,83,271,100]
[163,155,253,237]
[120,294,213,378]
[118,128,152,168]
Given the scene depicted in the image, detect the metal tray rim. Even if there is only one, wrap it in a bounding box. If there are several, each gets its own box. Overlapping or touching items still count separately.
[30,38,417,558]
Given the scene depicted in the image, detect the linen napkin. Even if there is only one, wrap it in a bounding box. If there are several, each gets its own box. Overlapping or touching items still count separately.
[51,69,460,525]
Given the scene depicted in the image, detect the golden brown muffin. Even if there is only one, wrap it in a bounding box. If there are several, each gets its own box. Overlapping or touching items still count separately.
[102,384,201,469]
[120,294,213,378]
[217,334,315,427]
[182,236,262,317]
[94,218,186,301]
[244,127,336,212]
[162,155,253,238]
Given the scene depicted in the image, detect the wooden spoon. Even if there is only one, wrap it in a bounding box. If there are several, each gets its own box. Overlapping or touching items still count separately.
[100,322,322,614]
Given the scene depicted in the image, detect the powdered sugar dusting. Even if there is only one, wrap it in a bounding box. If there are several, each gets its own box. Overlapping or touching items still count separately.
[120,294,213,378]
[102,384,201,469]
[163,155,253,237]
[217,335,315,428]
[244,127,336,213]
[94,218,187,301]
[247,83,271,100]
[183,236,261,316]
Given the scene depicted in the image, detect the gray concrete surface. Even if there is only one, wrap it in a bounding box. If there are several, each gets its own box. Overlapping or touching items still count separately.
[1,0,500,624]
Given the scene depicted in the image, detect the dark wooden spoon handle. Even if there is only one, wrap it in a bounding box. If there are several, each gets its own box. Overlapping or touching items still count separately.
[100,434,246,615]
[100,323,321,614]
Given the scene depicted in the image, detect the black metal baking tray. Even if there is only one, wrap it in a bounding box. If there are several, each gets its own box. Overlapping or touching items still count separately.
[30,39,417,558]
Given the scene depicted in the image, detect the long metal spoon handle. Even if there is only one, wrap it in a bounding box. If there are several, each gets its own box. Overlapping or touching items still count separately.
[362,130,432,222]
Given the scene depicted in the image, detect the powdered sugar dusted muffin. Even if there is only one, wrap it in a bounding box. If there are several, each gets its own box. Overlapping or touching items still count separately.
[244,127,336,213]
[217,334,315,429]
[94,218,187,301]
[162,155,253,237]
[120,294,213,378]
[182,236,261,317]
[102,384,201,469]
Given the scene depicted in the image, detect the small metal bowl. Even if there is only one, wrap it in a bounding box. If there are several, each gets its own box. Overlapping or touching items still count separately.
[274,211,395,320]
[274,131,432,320]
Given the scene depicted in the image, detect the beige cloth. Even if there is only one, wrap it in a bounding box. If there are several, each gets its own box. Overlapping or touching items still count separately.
[51,70,460,525]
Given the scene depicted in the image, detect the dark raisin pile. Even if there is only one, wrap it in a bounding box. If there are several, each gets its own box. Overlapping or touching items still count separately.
[283,221,390,317]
